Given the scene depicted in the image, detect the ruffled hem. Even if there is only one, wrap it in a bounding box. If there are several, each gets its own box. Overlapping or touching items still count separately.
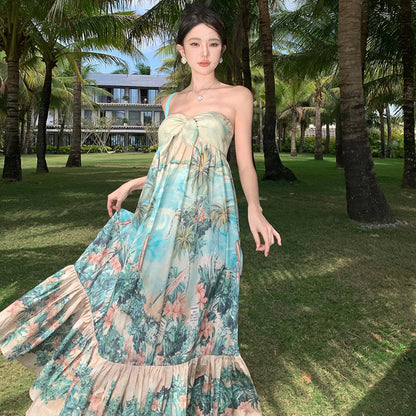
[0,266,261,415]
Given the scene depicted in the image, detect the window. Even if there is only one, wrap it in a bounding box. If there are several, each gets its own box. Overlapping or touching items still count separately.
[129,111,141,125]
[113,88,125,103]
[140,89,148,104]
[143,111,152,125]
[106,110,125,125]
[148,89,158,104]
[129,134,146,146]
[110,134,125,146]
[84,109,92,120]
[129,88,139,103]
[153,111,164,125]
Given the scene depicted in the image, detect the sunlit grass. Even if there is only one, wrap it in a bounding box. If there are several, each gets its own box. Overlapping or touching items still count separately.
[0,152,415,415]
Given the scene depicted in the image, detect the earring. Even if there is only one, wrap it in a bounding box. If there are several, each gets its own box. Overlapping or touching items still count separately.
[181,56,187,64]
[219,57,223,63]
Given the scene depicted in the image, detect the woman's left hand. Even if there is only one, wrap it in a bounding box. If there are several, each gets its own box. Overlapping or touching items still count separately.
[248,206,281,257]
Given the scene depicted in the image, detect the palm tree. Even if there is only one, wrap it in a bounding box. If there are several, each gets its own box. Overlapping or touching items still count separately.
[0,0,42,181]
[338,0,393,223]
[400,0,416,187]
[257,0,296,181]
[277,75,314,157]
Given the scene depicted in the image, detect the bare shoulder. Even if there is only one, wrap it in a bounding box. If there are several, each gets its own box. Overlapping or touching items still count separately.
[221,84,252,100]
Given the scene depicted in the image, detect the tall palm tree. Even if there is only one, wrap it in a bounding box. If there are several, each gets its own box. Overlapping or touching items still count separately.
[400,0,416,187]
[338,0,393,223]
[257,0,296,181]
[277,75,315,157]
[0,0,42,181]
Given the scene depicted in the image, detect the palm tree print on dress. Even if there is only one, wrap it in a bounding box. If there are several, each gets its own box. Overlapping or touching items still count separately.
[0,111,261,415]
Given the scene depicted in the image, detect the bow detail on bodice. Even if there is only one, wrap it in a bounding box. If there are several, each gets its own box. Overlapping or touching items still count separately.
[158,111,234,156]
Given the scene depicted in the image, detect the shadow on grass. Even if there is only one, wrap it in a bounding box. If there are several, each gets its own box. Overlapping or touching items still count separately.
[237,180,416,416]
[0,243,88,309]
[0,389,32,415]
[349,340,416,416]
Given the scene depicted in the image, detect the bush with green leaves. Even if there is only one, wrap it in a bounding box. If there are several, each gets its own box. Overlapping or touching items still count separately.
[32,145,111,154]
[139,145,150,153]
[112,145,124,153]
[281,136,336,155]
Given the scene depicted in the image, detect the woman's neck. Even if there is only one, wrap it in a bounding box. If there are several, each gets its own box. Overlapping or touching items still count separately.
[188,74,219,93]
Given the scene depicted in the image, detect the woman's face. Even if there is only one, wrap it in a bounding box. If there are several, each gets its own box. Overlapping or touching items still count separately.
[177,23,225,74]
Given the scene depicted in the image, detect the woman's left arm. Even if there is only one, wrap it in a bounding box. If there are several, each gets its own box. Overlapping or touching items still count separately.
[233,87,282,257]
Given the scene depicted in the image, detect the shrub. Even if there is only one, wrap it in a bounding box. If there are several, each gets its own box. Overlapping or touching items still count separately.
[59,146,71,153]
[368,128,406,158]
[281,136,336,155]
[139,145,150,153]
[149,144,158,152]
[113,145,124,153]
[252,143,260,152]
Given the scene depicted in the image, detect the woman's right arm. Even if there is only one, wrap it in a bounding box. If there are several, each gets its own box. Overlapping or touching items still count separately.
[107,176,147,217]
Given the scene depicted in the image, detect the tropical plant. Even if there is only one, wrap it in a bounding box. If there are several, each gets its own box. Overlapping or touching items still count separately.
[0,0,44,181]
[257,0,296,180]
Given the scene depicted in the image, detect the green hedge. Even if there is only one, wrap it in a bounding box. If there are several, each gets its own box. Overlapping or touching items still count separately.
[32,145,112,154]
[281,136,336,155]
[278,131,410,158]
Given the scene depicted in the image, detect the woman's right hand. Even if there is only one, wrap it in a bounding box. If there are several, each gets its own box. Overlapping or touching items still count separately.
[106,176,147,217]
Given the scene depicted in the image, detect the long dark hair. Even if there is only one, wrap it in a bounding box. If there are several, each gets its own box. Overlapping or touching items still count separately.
[176,3,227,46]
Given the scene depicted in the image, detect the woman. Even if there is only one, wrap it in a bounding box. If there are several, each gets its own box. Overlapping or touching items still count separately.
[0,4,280,415]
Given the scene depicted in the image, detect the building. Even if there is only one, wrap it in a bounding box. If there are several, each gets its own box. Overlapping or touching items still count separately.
[46,73,168,148]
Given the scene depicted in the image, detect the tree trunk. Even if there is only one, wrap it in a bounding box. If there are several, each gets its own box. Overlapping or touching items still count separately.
[259,98,264,153]
[361,0,371,77]
[324,122,331,154]
[386,105,392,158]
[2,59,22,181]
[24,102,34,154]
[314,89,323,160]
[57,112,66,153]
[258,0,297,181]
[66,59,82,167]
[378,106,385,158]
[400,0,416,187]
[290,108,297,157]
[338,0,393,223]
[299,118,306,153]
[37,59,56,173]
[19,108,26,151]
[336,112,344,168]
[241,0,252,91]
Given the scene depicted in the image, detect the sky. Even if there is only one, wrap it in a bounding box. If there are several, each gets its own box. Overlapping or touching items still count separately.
[96,0,297,74]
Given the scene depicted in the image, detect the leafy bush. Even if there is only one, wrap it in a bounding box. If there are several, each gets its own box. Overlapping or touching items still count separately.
[139,145,150,153]
[281,136,336,155]
[31,145,111,154]
[127,145,136,151]
[149,144,158,152]
[59,146,71,153]
[252,143,260,152]
[82,145,112,153]
[113,145,124,153]
[368,128,406,158]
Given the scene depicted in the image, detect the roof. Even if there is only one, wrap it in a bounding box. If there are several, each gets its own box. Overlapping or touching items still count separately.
[87,73,168,89]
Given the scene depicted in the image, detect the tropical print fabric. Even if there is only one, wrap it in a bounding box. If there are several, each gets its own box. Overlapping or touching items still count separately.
[0,111,262,415]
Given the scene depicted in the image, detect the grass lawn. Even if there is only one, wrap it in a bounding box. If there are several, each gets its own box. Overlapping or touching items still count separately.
[0,152,415,416]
